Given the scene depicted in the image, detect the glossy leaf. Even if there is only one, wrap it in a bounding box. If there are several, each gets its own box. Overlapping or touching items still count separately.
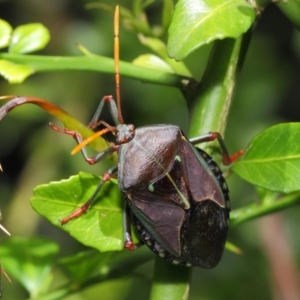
[138,35,192,76]
[31,172,125,252]
[9,23,50,54]
[0,59,33,83]
[233,123,300,193]
[167,0,256,60]
[133,54,174,73]
[0,19,12,48]
[162,0,174,32]
[0,237,59,297]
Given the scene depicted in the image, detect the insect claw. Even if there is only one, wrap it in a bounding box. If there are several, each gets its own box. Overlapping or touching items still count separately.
[229,149,245,163]
[124,241,137,251]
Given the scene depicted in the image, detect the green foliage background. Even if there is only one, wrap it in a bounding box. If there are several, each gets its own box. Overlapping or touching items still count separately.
[0,0,300,299]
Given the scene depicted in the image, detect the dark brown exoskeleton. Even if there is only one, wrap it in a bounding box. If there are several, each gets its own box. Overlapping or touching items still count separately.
[51,6,243,268]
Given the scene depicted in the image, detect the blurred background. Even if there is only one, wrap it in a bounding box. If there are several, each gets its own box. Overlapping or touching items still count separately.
[0,0,300,299]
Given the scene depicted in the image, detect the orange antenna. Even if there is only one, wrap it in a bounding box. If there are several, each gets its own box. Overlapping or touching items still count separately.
[71,6,123,156]
[71,127,117,155]
[114,6,124,124]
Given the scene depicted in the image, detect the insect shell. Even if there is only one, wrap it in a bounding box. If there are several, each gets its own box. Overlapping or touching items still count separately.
[53,5,233,269]
[117,124,229,268]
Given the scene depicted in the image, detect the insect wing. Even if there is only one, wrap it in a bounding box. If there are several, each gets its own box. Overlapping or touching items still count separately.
[180,140,229,268]
[126,191,185,257]
[181,138,227,208]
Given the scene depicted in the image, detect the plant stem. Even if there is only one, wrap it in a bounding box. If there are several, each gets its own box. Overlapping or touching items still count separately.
[188,37,245,143]
[231,192,300,226]
[150,258,191,300]
[148,34,250,300]
[0,53,187,88]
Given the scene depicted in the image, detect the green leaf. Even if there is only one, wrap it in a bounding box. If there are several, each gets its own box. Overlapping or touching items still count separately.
[162,0,174,32]
[167,0,256,60]
[31,172,125,252]
[58,249,152,286]
[9,23,50,54]
[138,35,192,76]
[0,19,12,48]
[133,54,174,73]
[0,59,33,83]
[0,237,59,298]
[233,123,300,194]
[58,250,113,284]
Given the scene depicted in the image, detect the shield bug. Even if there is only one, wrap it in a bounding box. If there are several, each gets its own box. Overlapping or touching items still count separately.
[51,6,243,268]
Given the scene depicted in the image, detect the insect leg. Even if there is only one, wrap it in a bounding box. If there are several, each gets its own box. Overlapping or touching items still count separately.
[49,123,118,165]
[89,6,123,128]
[60,166,118,225]
[88,95,120,129]
[123,203,143,251]
[123,203,135,250]
[189,132,244,165]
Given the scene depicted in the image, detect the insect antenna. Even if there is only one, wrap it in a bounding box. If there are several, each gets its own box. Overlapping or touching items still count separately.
[71,6,123,155]
[114,6,124,125]
[71,127,117,155]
